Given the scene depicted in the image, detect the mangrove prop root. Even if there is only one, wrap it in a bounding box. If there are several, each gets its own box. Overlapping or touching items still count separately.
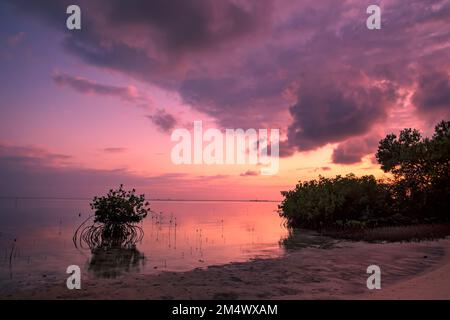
[73,218,144,250]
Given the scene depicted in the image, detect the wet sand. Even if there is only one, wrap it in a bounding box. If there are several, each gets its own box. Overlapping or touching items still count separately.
[2,238,449,299]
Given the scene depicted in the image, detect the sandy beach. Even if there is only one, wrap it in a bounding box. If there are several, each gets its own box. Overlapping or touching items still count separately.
[361,242,450,300]
[2,237,449,300]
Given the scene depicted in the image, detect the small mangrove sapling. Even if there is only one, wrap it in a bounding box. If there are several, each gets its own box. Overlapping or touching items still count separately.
[74,185,151,249]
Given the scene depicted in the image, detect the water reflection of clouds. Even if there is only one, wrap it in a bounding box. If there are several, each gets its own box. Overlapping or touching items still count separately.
[0,200,288,285]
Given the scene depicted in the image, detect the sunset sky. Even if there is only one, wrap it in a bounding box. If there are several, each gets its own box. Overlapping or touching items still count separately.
[0,0,449,200]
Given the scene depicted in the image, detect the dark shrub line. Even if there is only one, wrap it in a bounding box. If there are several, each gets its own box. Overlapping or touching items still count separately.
[279,120,450,231]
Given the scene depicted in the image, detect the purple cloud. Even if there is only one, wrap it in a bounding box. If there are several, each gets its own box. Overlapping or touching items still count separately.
[5,0,450,154]
[284,73,397,152]
[413,70,450,114]
[240,170,259,177]
[331,135,381,165]
[52,72,147,105]
[147,109,178,133]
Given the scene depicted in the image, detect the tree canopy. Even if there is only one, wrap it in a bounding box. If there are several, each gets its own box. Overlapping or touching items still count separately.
[279,120,450,229]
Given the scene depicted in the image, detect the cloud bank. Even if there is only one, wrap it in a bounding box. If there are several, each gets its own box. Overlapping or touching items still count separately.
[4,0,450,164]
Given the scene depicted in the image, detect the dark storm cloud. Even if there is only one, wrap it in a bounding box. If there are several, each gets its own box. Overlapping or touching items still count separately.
[179,75,288,127]
[3,0,279,128]
[5,0,450,156]
[413,70,450,114]
[331,135,381,165]
[284,74,397,152]
[332,147,364,165]
[105,0,271,52]
[147,109,177,133]
[62,33,163,86]
[4,0,71,26]
[5,0,271,82]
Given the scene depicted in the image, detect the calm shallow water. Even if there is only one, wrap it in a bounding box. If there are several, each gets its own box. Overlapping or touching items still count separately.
[0,199,288,292]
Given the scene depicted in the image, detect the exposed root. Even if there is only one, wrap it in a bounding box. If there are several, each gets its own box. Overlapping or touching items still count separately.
[73,217,144,250]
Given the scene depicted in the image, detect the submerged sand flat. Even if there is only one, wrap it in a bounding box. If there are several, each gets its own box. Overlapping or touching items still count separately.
[2,238,449,300]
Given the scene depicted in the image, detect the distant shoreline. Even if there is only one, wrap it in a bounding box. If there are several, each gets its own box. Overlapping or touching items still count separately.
[0,196,280,203]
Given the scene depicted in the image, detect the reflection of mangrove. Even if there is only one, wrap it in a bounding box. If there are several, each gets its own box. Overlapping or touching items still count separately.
[87,244,145,279]
[280,228,337,251]
[280,224,450,247]
[73,220,146,278]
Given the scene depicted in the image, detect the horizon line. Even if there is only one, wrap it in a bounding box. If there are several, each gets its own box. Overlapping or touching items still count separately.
[0,196,280,203]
